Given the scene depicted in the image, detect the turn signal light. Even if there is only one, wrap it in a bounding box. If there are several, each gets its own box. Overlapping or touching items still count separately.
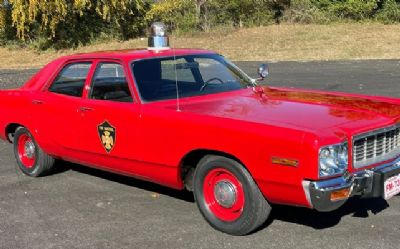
[330,188,351,201]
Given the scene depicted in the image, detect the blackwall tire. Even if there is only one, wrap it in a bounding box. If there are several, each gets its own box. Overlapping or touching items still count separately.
[13,127,55,177]
[193,155,271,235]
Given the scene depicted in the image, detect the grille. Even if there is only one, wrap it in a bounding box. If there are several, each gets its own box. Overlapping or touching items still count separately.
[353,124,400,168]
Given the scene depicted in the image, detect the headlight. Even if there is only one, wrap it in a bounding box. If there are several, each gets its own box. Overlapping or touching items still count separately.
[319,142,348,177]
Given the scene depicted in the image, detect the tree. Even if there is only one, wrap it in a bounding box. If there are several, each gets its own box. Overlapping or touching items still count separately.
[0,0,13,43]
[8,0,148,48]
[146,0,197,31]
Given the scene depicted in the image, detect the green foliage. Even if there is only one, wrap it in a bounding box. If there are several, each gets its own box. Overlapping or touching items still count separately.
[376,0,400,23]
[212,0,275,27]
[0,5,13,44]
[2,0,400,50]
[146,0,275,32]
[313,0,379,20]
[146,0,198,32]
[283,0,333,23]
[7,0,149,49]
[0,7,5,43]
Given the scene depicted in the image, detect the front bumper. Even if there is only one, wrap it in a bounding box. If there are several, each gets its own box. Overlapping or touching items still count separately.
[303,158,400,212]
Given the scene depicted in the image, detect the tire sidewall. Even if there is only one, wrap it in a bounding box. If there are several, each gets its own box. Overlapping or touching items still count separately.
[13,128,41,176]
[193,156,258,234]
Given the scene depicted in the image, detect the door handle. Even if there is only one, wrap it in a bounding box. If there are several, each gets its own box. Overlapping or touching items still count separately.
[32,100,44,105]
[79,107,93,112]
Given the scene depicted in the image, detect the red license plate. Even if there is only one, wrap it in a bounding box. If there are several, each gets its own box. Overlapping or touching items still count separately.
[384,174,400,200]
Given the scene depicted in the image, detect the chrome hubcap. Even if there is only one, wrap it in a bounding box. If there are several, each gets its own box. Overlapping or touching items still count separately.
[24,141,35,159]
[214,181,237,208]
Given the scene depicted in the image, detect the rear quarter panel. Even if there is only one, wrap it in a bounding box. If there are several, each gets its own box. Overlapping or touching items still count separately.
[0,58,66,143]
[0,90,35,141]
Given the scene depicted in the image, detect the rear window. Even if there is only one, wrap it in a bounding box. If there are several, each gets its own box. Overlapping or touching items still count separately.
[49,62,92,97]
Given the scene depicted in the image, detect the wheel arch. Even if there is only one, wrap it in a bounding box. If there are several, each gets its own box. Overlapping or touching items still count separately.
[179,149,248,191]
[5,123,25,143]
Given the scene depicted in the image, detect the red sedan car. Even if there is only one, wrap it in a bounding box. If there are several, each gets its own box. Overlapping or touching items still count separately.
[1,24,400,235]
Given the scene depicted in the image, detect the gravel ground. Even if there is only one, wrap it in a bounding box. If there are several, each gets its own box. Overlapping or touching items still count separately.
[0,60,400,249]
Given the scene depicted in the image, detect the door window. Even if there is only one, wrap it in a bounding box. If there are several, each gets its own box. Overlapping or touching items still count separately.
[49,62,92,97]
[89,63,133,102]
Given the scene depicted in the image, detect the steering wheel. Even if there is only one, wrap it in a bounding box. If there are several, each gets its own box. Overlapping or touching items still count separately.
[200,77,224,92]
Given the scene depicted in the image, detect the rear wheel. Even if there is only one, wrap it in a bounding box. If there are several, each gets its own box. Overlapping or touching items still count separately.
[193,155,271,235]
[13,127,55,177]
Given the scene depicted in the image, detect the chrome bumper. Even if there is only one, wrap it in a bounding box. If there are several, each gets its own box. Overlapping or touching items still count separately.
[303,158,400,212]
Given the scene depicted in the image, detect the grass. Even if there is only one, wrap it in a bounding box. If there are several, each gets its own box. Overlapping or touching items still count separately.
[1,23,400,69]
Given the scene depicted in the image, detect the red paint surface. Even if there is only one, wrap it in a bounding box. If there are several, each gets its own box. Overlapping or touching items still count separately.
[1,48,400,208]
[17,134,35,168]
[203,168,245,222]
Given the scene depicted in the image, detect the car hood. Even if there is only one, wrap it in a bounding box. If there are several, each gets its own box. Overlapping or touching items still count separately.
[177,87,400,134]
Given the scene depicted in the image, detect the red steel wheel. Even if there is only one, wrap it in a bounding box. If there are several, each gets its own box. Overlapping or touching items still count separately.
[17,133,36,168]
[13,127,55,177]
[194,155,271,235]
[203,168,245,222]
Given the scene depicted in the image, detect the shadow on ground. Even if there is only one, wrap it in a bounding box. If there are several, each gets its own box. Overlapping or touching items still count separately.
[265,197,389,230]
[54,160,195,202]
[54,160,391,231]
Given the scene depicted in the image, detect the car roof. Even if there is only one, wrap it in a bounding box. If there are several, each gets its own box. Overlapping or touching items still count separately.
[21,48,219,90]
[61,48,216,61]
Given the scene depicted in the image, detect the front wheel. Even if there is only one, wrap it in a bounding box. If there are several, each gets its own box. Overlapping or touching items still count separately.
[193,155,271,235]
[13,127,55,177]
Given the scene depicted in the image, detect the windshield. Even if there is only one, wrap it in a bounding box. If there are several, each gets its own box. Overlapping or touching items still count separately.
[132,54,253,102]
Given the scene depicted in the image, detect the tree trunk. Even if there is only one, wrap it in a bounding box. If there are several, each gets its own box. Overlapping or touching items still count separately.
[195,0,207,30]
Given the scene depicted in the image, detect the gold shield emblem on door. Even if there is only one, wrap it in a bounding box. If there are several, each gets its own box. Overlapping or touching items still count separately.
[97,121,116,153]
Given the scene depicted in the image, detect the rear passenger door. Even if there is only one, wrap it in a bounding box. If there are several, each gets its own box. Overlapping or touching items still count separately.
[77,61,143,171]
[35,61,93,152]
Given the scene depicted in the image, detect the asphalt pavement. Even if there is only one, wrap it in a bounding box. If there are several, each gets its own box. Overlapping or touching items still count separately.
[0,60,400,249]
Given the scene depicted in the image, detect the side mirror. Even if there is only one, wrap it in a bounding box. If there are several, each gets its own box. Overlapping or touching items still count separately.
[257,63,269,81]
